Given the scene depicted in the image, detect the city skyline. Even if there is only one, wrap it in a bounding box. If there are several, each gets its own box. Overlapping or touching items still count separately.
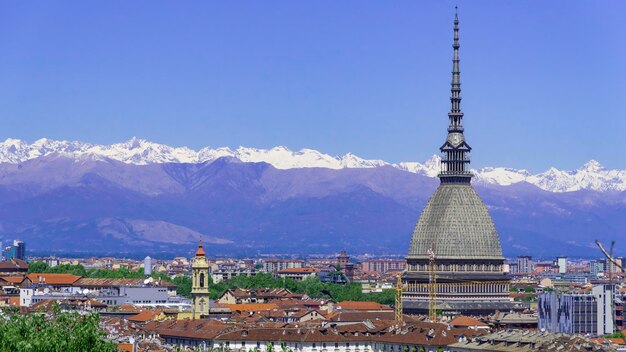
[1,2,624,172]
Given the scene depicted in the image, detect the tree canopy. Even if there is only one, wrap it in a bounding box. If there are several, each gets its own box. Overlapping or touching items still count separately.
[28,262,395,304]
[0,306,117,352]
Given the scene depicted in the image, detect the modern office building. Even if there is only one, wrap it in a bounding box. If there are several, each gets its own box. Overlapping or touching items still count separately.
[538,284,617,336]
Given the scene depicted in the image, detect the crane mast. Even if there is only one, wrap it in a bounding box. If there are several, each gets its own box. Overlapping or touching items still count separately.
[427,245,437,321]
[395,272,403,322]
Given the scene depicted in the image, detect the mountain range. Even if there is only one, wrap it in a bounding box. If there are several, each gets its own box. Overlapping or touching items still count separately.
[2,138,625,193]
[0,138,624,258]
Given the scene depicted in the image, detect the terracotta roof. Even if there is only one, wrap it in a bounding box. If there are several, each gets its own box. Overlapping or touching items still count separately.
[153,319,229,340]
[336,301,392,311]
[450,316,489,327]
[27,273,81,285]
[227,303,279,311]
[117,343,134,352]
[1,276,26,284]
[129,310,166,323]
[195,241,205,257]
[589,337,626,346]
[0,259,28,270]
[328,311,412,323]
[212,321,481,346]
[119,304,142,312]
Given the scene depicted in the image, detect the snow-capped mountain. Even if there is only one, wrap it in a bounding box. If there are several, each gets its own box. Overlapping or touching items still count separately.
[1,137,625,193]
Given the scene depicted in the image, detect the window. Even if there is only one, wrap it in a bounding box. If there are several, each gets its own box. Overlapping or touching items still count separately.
[200,273,205,288]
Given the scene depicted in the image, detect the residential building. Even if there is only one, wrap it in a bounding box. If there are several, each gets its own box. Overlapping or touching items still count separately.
[360,260,406,274]
[590,259,606,277]
[277,267,318,281]
[262,259,304,274]
[556,256,567,274]
[607,257,624,274]
[216,288,294,304]
[516,256,533,274]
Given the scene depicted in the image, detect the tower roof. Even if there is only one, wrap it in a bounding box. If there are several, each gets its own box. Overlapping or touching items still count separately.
[195,241,205,257]
[407,183,503,260]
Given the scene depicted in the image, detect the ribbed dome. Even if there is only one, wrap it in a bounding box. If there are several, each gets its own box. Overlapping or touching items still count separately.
[407,183,504,260]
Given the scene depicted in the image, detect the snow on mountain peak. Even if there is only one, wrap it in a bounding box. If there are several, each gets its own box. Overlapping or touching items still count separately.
[579,160,604,172]
[0,138,624,192]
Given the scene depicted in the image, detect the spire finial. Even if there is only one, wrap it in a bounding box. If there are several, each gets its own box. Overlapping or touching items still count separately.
[438,9,472,183]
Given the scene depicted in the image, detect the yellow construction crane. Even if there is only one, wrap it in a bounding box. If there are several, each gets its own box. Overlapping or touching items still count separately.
[427,244,437,321]
[395,272,404,322]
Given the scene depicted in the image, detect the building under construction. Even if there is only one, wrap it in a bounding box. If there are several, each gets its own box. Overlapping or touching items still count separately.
[401,12,522,317]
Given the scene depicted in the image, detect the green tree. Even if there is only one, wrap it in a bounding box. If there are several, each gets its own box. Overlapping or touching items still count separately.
[27,261,49,273]
[173,276,193,298]
[0,306,116,351]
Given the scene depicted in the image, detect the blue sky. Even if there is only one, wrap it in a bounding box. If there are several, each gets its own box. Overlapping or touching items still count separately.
[0,1,624,171]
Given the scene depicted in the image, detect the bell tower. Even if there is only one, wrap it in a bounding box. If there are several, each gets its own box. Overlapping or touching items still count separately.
[191,241,210,319]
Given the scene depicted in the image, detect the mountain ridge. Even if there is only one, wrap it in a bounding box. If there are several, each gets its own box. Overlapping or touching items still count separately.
[1,138,625,193]
[0,153,624,256]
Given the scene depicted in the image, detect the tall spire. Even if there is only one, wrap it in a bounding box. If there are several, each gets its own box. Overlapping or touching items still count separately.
[439,8,472,183]
[450,8,462,129]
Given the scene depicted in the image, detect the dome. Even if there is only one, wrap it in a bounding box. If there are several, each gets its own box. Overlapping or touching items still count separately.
[407,183,504,260]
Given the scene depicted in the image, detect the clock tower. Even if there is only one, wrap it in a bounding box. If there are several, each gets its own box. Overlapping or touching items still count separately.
[191,241,210,319]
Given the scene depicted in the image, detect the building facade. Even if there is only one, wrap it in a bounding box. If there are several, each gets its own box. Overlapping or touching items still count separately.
[538,284,617,336]
[556,257,567,274]
[402,13,517,316]
[361,260,407,274]
[516,256,533,275]
[262,259,304,274]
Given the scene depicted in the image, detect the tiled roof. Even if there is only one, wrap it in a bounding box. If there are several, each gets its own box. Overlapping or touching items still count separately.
[154,319,230,340]
[128,310,166,323]
[408,183,504,260]
[1,276,26,284]
[27,273,81,285]
[328,311,408,322]
[211,321,480,346]
[227,303,279,311]
[0,259,29,270]
[336,301,392,311]
[450,316,489,327]
[117,343,134,352]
